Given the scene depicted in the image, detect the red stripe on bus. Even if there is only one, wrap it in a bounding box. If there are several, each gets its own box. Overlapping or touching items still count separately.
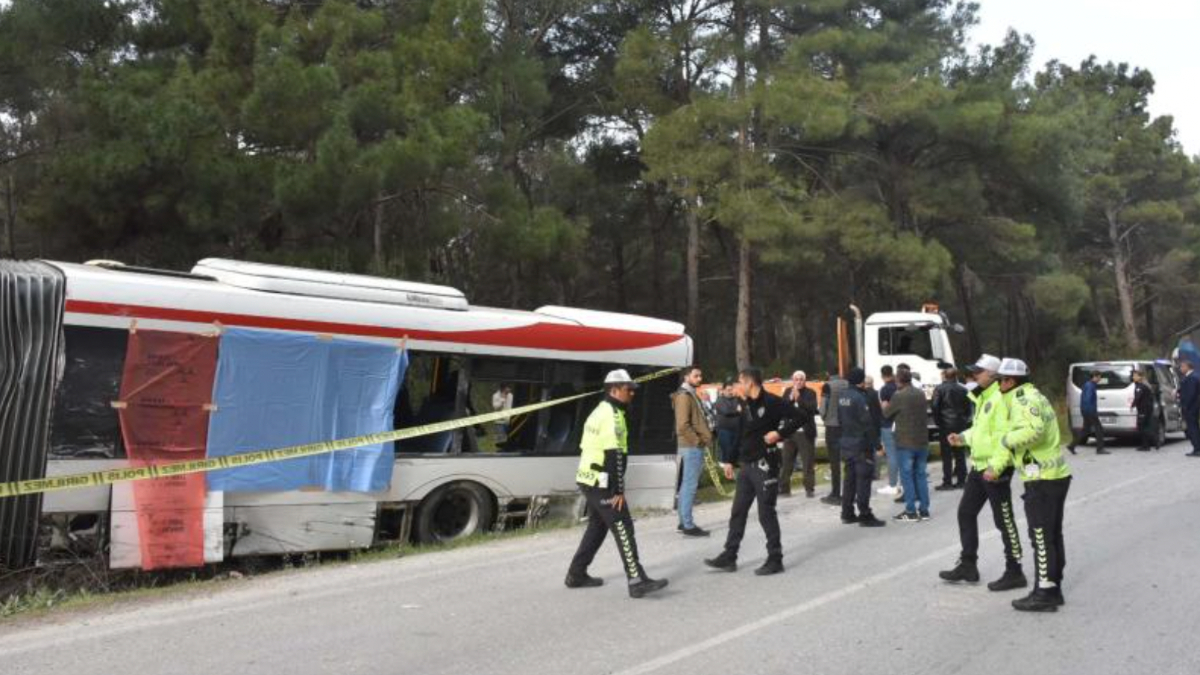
[64,300,682,352]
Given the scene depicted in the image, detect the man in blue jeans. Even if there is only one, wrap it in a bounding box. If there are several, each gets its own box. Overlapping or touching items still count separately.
[885,370,931,521]
[673,366,714,536]
[876,366,900,496]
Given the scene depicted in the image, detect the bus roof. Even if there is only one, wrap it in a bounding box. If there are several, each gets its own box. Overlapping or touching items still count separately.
[50,260,692,366]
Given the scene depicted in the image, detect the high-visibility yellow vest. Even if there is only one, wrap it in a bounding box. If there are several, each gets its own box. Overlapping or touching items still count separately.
[962,382,1008,472]
[995,383,1071,481]
[576,400,628,486]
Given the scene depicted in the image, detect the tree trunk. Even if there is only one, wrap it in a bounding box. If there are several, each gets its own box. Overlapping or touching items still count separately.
[4,175,16,258]
[1107,209,1141,349]
[685,195,700,334]
[953,263,982,358]
[1091,283,1113,343]
[645,183,666,316]
[373,198,386,272]
[612,235,628,312]
[1144,286,1156,348]
[735,237,753,369]
[732,0,752,369]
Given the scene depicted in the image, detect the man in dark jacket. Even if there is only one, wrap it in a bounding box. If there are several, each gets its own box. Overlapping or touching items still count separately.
[706,367,804,575]
[819,371,848,505]
[932,368,971,489]
[780,370,819,497]
[1131,370,1158,452]
[1180,360,1200,457]
[714,380,742,464]
[838,368,886,527]
[1068,371,1109,455]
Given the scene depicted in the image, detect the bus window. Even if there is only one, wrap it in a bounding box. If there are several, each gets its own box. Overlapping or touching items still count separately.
[626,370,676,456]
[50,326,129,459]
[395,353,466,453]
[463,357,546,453]
[535,362,603,456]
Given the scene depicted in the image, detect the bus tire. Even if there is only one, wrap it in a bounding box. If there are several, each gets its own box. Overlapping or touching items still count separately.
[414,481,496,544]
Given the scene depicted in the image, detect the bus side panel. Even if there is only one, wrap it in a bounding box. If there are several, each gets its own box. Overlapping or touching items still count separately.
[387,455,676,512]
[0,261,66,569]
[109,483,224,569]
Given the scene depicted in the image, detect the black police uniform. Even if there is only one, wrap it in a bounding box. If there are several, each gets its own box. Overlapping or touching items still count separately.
[714,389,802,567]
[837,383,881,523]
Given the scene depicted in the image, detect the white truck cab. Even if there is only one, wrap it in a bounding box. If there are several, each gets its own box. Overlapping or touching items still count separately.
[860,306,958,400]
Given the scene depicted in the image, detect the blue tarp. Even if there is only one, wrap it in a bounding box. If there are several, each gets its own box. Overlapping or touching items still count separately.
[206,329,406,492]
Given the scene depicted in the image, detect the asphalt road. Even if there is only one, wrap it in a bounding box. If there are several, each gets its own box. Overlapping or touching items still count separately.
[2,441,1198,675]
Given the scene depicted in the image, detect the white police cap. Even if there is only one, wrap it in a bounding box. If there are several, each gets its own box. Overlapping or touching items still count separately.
[604,369,639,388]
[967,354,1002,373]
[998,358,1030,377]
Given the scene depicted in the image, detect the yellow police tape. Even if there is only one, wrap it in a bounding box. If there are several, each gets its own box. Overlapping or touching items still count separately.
[0,367,681,500]
[702,446,729,496]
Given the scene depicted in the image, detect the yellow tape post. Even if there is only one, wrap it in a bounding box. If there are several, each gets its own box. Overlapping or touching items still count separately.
[0,367,681,499]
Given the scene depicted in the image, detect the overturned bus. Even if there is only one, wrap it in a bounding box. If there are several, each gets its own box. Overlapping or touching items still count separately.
[0,259,691,571]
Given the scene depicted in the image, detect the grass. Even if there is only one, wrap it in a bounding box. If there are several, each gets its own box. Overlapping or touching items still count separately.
[0,572,223,620]
[1,512,585,622]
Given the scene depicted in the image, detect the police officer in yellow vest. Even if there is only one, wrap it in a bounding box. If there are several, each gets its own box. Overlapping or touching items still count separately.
[566,369,669,598]
[987,358,1072,612]
[940,354,1026,591]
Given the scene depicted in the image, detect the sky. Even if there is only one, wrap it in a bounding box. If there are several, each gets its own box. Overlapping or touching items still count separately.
[971,0,1200,156]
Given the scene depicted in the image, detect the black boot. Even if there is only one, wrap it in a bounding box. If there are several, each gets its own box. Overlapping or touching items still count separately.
[858,512,886,527]
[704,551,738,572]
[987,567,1028,592]
[628,575,669,599]
[1012,588,1059,612]
[564,572,604,589]
[939,558,980,583]
[754,557,784,576]
[1045,586,1066,606]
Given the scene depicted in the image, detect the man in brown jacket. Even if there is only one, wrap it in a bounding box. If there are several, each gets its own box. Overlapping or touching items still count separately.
[673,366,713,536]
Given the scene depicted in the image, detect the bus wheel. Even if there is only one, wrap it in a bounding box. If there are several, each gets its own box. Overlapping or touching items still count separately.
[415,482,495,544]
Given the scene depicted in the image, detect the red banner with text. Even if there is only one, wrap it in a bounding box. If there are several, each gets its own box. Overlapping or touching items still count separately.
[116,329,218,570]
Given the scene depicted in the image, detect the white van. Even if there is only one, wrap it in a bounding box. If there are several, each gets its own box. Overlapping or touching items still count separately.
[1066,360,1183,446]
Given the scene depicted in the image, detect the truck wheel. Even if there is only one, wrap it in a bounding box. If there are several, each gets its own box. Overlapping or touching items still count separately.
[415,482,495,544]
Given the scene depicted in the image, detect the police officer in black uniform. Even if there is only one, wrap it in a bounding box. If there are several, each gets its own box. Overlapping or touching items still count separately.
[839,368,886,527]
[704,367,803,575]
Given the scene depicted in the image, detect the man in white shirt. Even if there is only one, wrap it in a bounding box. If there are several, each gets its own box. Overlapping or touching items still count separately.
[492,384,514,442]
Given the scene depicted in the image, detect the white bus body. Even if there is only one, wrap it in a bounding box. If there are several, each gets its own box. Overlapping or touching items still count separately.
[34,260,692,569]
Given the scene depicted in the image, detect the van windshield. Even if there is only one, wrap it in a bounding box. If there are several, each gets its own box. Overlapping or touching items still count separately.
[1072,365,1135,390]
